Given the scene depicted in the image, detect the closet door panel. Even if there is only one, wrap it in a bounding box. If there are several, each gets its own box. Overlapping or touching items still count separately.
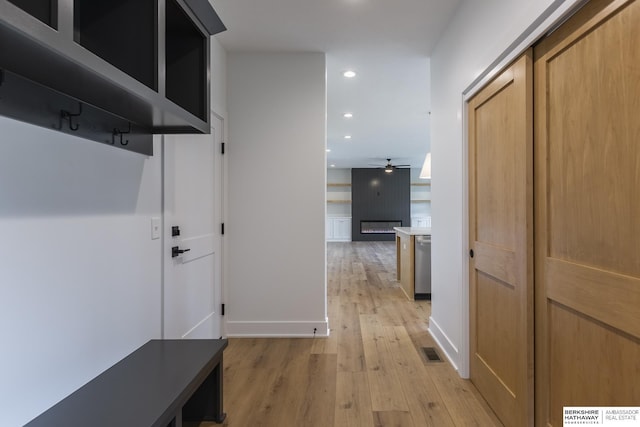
[468,52,534,427]
[534,0,640,425]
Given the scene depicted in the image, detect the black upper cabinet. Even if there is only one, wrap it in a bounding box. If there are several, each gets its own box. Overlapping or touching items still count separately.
[166,0,206,120]
[7,0,57,29]
[0,0,226,155]
[74,0,157,91]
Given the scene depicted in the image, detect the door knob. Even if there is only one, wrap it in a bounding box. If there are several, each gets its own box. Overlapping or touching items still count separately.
[172,246,191,258]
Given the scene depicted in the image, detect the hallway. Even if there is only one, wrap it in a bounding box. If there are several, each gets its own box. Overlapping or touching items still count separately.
[210,242,501,426]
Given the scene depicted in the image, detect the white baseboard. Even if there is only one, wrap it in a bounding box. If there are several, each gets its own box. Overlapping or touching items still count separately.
[428,316,460,372]
[226,319,329,338]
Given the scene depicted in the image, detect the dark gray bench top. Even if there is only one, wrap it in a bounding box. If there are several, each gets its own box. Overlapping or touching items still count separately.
[25,339,228,427]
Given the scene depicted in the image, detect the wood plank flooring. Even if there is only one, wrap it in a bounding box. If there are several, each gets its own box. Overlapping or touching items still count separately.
[192,241,502,427]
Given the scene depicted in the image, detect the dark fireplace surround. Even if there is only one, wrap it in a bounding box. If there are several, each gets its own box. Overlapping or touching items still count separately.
[351,168,410,241]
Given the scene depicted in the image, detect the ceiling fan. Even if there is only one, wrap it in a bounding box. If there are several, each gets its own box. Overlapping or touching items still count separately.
[370,158,411,173]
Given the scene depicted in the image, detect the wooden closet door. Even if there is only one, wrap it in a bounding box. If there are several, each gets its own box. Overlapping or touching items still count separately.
[468,52,533,427]
[534,0,640,425]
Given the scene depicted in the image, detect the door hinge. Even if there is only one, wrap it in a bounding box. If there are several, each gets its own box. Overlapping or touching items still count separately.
[221,223,225,235]
[221,142,225,155]
[221,303,225,316]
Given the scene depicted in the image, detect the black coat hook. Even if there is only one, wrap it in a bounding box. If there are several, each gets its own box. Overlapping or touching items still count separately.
[60,102,82,131]
[112,122,132,146]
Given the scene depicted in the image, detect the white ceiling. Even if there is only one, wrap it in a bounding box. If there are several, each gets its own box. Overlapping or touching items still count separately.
[210,0,461,169]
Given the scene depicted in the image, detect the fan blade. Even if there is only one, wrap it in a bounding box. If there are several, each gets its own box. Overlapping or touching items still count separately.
[395,164,411,167]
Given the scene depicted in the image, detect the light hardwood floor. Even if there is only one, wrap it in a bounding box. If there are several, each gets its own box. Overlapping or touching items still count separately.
[194,241,502,427]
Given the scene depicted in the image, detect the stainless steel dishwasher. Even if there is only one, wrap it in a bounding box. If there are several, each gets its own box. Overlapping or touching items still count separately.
[414,234,431,299]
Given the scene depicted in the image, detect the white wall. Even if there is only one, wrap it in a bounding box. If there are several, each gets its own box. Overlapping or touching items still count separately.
[226,52,327,336]
[429,0,578,376]
[0,122,163,426]
[327,168,351,185]
[327,168,351,217]
[210,36,228,116]
[0,36,228,426]
[410,168,431,221]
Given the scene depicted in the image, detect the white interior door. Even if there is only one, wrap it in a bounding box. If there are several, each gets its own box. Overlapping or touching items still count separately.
[163,113,224,339]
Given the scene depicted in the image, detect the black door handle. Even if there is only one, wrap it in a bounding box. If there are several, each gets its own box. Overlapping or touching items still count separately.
[469,249,474,258]
[172,246,191,258]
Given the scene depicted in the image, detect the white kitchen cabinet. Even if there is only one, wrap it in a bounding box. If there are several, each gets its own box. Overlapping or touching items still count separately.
[333,217,351,241]
[326,217,334,240]
[326,217,351,241]
[411,217,432,228]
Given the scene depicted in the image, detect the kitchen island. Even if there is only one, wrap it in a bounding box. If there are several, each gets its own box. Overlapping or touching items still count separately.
[394,227,431,300]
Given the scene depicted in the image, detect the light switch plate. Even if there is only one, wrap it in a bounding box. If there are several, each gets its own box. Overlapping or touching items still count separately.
[151,217,161,240]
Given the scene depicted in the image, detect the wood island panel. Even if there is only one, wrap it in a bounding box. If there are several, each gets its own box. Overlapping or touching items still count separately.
[396,232,415,300]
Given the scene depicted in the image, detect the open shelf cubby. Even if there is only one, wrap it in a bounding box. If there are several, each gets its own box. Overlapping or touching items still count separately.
[166,0,207,121]
[73,0,157,90]
[8,0,57,28]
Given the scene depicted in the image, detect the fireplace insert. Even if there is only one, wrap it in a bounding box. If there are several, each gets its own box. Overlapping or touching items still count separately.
[360,221,402,234]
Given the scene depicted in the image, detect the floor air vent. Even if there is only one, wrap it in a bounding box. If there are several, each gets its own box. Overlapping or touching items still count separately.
[422,347,443,362]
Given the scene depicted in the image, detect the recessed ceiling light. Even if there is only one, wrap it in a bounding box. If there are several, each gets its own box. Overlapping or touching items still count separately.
[344,135,352,140]
[343,112,353,118]
[330,164,336,168]
[326,148,331,152]
[343,70,356,78]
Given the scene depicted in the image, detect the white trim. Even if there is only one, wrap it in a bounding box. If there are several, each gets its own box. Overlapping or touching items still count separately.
[457,0,586,379]
[160,135,166,339]
[222,112,229,339]
[460,94,470,379]
[226,319,330,338]
[463,0,586,100]
[210,109,228,339]
[211,111,225,340]
[428,316,460,373]
[181,311,215,339]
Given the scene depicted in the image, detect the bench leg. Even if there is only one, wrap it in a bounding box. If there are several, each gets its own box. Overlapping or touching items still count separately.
[211,359,226,423]
[182,357,226,424]
[166,411,182,427]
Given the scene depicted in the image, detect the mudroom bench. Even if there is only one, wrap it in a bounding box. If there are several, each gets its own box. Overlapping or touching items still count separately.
[25,339,228,427]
